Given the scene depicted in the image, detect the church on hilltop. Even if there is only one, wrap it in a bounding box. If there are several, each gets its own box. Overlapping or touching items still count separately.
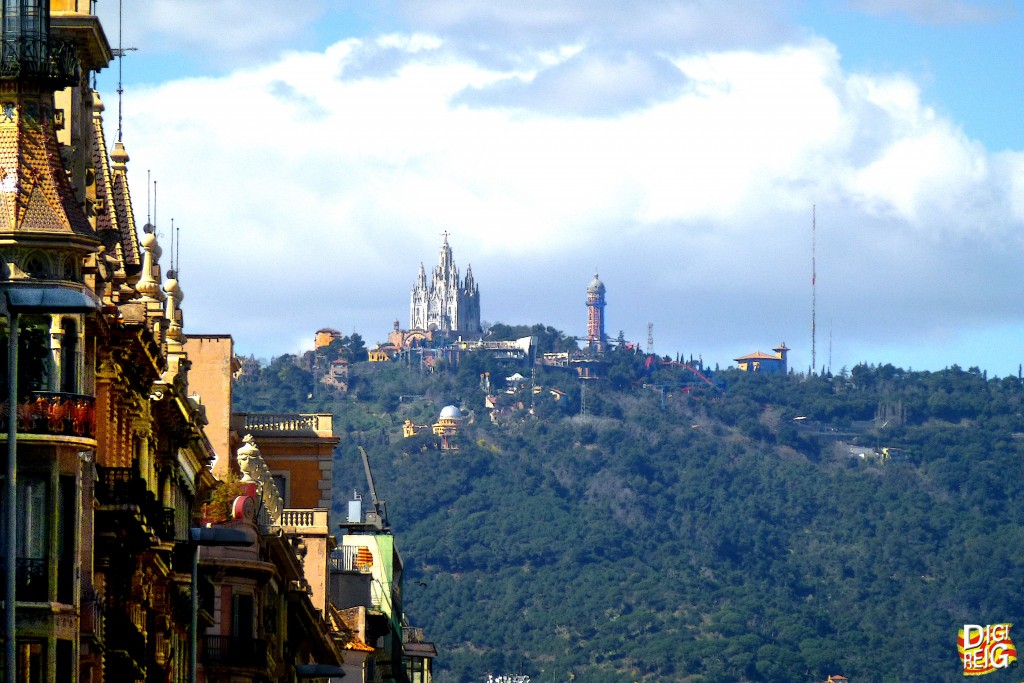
[410,233,482,337]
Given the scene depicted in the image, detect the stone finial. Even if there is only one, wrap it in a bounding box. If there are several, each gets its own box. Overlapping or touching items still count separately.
[165,272,184,344]
[136,231,161,301]
[110,140,129,170]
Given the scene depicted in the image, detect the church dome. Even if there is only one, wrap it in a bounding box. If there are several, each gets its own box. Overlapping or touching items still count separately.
[439,405,462,420]
[588,272,605,294]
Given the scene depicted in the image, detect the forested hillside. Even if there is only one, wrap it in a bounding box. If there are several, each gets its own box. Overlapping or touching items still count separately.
[235,339,1024,683]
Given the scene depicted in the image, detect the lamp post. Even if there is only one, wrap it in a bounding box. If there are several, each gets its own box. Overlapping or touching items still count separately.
[188,526,251,683]
[2,294,15,683]
[3,285,97,683]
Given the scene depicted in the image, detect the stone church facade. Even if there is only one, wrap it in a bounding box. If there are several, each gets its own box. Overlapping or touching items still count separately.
[410,234,482,336]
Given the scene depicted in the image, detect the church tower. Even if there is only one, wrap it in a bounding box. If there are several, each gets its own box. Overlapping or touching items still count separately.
[409,234,481,337]
[586,272,606,353]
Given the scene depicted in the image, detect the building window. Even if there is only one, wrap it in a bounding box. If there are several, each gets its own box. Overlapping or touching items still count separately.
[405,656,427,683]
[3,475,49,602]
[59,318,79,394]
[0,315,52,396]
[16,640,45,683]
[232,593,255,640]
[271,473,288,508]
[57,475,76,604]
[55,641,73,683]
[263,587,279,635]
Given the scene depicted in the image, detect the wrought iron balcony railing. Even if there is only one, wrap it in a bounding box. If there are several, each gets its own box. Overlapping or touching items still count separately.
[95,466,140,506]
[202,635,269,670]
[0,557,48,602]
[0,392,95,438]
[0,36,80,85]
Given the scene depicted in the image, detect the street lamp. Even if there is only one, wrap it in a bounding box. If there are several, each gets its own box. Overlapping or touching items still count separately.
[3,284,97,683]
[187,526,251,683]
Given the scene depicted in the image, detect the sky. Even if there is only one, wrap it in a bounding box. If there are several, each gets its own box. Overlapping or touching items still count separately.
[92,0,1024,377]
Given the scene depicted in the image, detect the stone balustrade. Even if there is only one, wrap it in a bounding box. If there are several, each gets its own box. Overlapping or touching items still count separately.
[272,508,329,533]
[231,412,333,436]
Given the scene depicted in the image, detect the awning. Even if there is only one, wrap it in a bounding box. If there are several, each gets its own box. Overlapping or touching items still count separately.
[1,284,99,313]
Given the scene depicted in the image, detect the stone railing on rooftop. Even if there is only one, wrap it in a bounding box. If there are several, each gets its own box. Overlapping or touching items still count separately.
[231,412,334,436]
[273,508,329,533]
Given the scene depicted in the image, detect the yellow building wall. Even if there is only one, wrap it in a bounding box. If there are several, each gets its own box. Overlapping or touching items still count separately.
[262,455,324,509]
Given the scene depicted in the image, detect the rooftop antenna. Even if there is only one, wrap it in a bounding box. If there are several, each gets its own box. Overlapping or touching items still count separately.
[168,218,176,278]
[112,0,138,142]
[811,205,817,376]
[142,172,156,235]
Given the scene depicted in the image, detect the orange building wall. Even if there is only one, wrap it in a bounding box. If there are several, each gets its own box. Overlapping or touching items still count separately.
[184,335,236,478]
[253,439,338,509]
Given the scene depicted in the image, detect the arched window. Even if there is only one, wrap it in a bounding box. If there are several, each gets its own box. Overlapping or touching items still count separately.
[62,255,78,282]
[23,253,48,279]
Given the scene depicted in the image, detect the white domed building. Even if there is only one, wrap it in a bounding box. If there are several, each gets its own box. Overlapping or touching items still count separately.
[432,405,464,450]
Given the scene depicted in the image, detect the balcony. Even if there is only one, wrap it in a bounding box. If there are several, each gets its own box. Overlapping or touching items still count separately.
[105,610,146,674]
[81,589,105,642]
[0,557,48,602]
[0,392,95,439]
[275,508,329,534]
[202,635,269,671]
[151,506,177,542]
[0,36,81,85]
[231,412,334,437]
[94,466,161,550]
[330,546,373,574]
[95,466,142,506]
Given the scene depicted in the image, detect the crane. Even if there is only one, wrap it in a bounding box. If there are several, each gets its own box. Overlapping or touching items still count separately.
[358,446,389,530]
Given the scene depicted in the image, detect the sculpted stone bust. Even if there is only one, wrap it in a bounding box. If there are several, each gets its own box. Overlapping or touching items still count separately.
[237,434,260,483]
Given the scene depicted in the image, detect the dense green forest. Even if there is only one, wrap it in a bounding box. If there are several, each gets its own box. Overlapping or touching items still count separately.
[235,333,1024,683]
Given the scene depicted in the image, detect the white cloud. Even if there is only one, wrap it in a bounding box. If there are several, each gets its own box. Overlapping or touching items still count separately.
[846,0,1013,24]
[111,29,1024,375]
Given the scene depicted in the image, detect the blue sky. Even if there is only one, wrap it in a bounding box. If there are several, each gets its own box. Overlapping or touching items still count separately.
[94,0,1024,377]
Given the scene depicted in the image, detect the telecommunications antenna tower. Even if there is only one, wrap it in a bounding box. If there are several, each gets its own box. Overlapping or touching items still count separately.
[647,323,653,355]
[811,205,817,375]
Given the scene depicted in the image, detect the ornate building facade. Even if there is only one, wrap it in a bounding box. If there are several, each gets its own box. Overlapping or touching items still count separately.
[409,235,481,337]
[0,2,350,681]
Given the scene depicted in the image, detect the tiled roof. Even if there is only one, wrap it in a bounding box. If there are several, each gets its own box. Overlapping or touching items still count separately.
[91,108,113,235]
[325,604,375,652]
[110,159,139,267]
[735,351,781,361]
[344,639,376,653]
[0,97,93,237]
